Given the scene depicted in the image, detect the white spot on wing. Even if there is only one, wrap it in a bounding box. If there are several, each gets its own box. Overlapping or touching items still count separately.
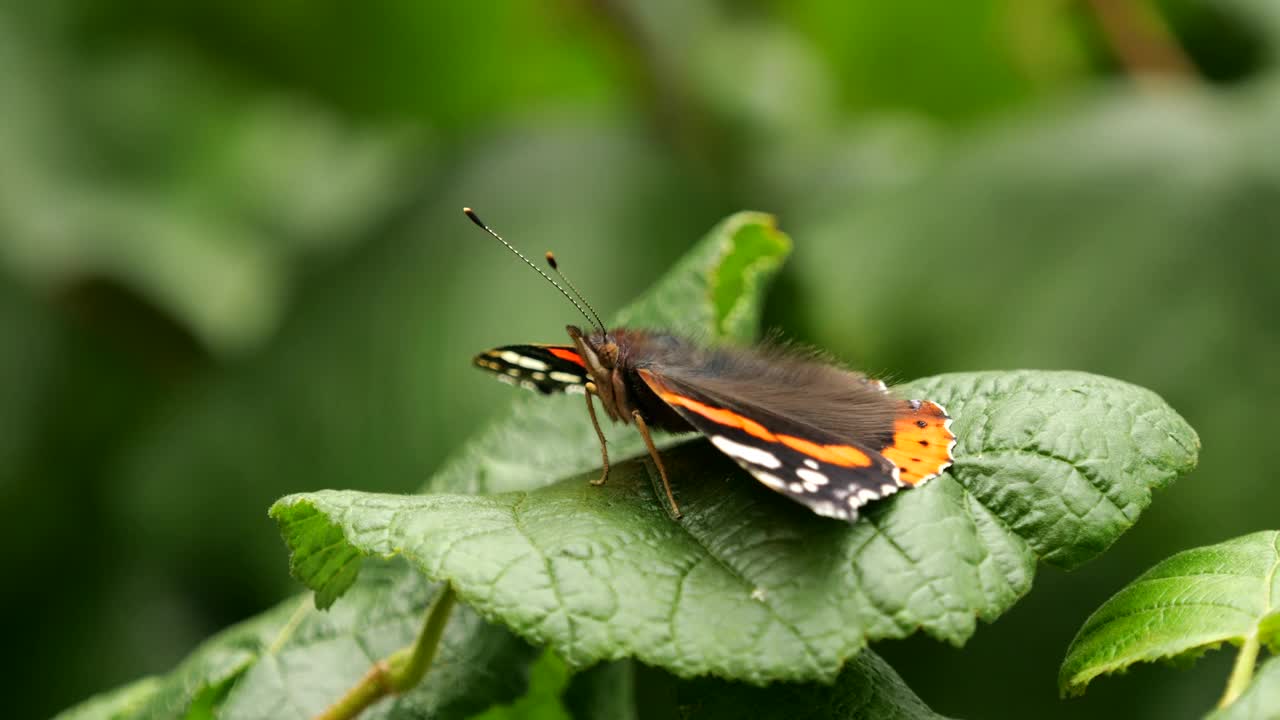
[711,435,782,469]
[796,468,828,486]
[549,371,583,384]
[803,458,819,470]
[500,351,549,371]
[754,472,786,489]
[812,500,850,520]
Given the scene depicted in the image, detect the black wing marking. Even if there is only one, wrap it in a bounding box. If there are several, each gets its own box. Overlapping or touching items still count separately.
[638,369,903,522]
[473,345,590,395]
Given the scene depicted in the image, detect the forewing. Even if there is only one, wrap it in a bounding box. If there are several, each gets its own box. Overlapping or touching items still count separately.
[474,345,589,395]
[638,369,904,522]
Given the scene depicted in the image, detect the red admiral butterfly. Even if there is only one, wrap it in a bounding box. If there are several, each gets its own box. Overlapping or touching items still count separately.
[465,208,955,522]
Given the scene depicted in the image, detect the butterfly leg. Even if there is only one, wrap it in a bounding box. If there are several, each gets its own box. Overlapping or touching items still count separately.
[632,410,682,520]
[583,384,610,486]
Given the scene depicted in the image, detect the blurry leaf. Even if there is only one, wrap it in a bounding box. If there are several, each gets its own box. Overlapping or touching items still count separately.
[54,566,537,720]
[53,676,162,720]
[103,594,288,719]
[0,282,58,484]
[114,2,628,129]
[0,7,425,354]
[1220,0,1280,54]
[1207,655,1280,720]
[218,571,537,720]
[1060,531,1280,697]
[468,650,573,720]
[272,369,1197,683]
[771,0,1072,122]
[675,649,950,719]
[562,660,637,720]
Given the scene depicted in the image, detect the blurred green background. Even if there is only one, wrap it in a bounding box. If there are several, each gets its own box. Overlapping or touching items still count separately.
[5,0,1278,717]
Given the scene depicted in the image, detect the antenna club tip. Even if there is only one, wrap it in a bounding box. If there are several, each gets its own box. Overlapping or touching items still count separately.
[545,251,559,269]
[462,207,486,228]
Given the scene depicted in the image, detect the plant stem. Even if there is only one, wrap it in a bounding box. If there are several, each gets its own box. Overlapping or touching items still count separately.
[1218,633,1261,709]
[312,584,458,720]
[267,597,312,655]
[388,583,457,692]
[1084,0,1200,83]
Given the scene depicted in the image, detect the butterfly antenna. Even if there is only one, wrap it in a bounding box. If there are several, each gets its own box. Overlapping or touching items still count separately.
[463,208,602,331]
[544,251,606,332]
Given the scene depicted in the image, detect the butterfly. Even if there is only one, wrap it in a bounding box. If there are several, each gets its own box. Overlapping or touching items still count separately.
[465,208,955,522]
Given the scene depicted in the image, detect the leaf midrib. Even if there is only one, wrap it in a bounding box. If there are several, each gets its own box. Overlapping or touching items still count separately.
[654,469,827,673]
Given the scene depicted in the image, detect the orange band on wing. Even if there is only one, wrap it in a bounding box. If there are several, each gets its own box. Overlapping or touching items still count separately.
[655,390,775,441]
[880,400,955,486]
[777,435,873,468]
[548,348,586,367]
[640,370,874,469]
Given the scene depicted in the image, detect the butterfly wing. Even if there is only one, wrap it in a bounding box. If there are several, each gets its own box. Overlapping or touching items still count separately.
[638,368,954,521]
[474,345,590,395]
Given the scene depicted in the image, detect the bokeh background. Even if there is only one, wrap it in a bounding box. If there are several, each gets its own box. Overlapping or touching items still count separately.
[6,0,1278,717]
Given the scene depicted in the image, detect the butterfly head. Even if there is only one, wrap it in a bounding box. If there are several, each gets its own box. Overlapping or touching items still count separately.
[567,324,632,420]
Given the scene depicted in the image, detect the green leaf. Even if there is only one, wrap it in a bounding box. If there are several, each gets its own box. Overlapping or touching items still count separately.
[53,676,162,720]
[273,368,1197,684]
[219,568,537,720]
[1060,530,1280,697]
[0,11,423,355]
[54,566,536,720]
[560,651,947,720]
[561,660,638,720]
[467,650,573,720]
[674,648,951,720]
[1208,654,1280,720]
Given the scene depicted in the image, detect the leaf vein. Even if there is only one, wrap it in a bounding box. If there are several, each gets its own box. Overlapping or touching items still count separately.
[672,518,825,671]
[509,493,577,657]
[1078,600,1260,642]
[980,447,1128,518]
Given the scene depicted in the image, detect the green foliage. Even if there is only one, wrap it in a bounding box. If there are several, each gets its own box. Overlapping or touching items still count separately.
[272,366,1196,684]
[56,212,791,719]
[469,650,573,720]
[1207,655,1280,720]
[55,566,537,720]
[18,2,1274,716]
[65,209,1200,717]
[0,5,423,354]
[674,650,953,719]
[53,677,162,720]
[1060,531,1280,703]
